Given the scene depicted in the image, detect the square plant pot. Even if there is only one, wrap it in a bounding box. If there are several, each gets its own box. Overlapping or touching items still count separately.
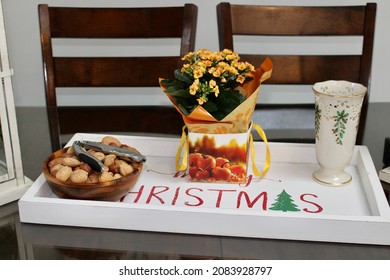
[188,128,251,183]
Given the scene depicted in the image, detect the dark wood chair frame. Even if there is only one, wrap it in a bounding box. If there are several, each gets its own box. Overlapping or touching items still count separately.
[39,4,198,151]
[217,2,377,144]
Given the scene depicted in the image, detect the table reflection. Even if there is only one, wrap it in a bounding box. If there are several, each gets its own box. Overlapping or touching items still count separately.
[21,222,221,260]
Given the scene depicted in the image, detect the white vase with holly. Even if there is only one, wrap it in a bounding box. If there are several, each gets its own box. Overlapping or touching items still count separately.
[312,80,367,186]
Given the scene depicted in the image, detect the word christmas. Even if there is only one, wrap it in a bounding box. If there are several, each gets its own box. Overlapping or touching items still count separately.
[120,172,324,214]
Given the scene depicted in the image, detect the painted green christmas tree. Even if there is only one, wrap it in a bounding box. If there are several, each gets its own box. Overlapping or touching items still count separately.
[269,190,300,212]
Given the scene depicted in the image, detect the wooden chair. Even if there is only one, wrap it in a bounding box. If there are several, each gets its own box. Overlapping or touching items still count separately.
[38,4,198,151]
[217,2,376,144]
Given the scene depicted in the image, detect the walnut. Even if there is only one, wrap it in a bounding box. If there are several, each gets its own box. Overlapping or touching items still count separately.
[86,173,99,183]
[48,158,63,170]
[70,169,88,183]
[61,157,81,167]
[50,164,63,175]
[108,163,119,174]
[116,159,135,176]
[104,154,116,166]
[99,172,115,182]
[101,136,122,147]
[113,173,122,180]
[55,166,72,182]
[93,152,105,162]
[60,152,77,159]
[77,162,92,174]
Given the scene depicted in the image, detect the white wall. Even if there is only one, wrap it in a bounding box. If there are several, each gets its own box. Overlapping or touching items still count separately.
[3,0,390,107]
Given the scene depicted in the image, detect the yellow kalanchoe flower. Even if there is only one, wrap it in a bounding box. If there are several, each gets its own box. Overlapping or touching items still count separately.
[182,63,191,70]
[161,48,260,121]
[189,79,199,95]
[209,79,217,88]
[208,80,220,97]
[245,62,255,72]
[236,75,245,84]
[182,52,194,62]
[193,68,204,79]
[197,96,207,105]
[203,60,213,67]
[197,49,213,60]
[228,66,239,75]
[213,86,220,97]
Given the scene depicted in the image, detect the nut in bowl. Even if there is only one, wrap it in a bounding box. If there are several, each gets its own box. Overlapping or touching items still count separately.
[42,136,144,201]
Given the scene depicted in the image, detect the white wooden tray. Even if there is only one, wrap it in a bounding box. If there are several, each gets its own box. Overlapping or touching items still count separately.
[18,133,390,245]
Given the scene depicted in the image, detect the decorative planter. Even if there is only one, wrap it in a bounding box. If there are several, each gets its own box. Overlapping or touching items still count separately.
[188,128,251,183]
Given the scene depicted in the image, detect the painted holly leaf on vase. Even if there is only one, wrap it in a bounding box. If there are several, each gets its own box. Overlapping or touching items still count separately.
[332,109,349,145]
[315,104,321,140]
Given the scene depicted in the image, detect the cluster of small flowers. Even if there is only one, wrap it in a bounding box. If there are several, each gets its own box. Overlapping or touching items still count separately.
[181,49,255,105]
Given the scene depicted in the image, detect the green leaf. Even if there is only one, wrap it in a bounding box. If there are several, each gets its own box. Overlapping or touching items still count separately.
[168,89,191,97]
[202,89,245,120]
[174,69,193,84]
[165,86,191,97]
[203,101,218,113]
[219,89,245,106]
[160,78,176,87]
[178,103,191,116]
[174,96,198,116]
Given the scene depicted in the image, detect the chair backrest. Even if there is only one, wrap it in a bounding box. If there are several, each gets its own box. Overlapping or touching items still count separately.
[217,2,376,144]
[38,4,198,151]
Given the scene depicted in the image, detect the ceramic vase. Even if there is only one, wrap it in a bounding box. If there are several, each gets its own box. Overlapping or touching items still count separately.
[312,80,367,186]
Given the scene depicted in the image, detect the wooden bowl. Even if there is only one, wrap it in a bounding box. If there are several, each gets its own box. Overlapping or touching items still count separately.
[42,148,142,201]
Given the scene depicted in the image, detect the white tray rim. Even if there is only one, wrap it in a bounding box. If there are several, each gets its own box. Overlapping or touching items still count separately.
[18,133,390,245]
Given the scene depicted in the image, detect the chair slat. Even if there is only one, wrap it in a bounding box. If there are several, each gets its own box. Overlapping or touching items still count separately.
[49,7,185,38]
[54,57,180,87]
[57,106,184,136]
[240,55,361,85]
[231,6,366,36]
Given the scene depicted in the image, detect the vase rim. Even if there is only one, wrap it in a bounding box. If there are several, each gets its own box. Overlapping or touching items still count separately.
[312,80,367,98]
